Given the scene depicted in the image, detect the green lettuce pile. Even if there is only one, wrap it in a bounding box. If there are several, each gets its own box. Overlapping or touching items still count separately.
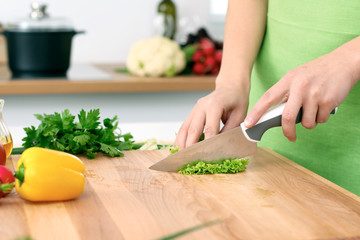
[178,158,249,175]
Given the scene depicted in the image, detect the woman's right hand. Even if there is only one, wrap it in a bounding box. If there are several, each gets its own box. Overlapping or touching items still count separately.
[174,80,250,149]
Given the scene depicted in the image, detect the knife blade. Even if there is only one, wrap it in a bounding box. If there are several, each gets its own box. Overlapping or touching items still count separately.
[149,103,337,172]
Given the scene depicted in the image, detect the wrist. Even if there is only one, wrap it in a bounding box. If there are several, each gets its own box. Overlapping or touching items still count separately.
[215,72,251,93]
[351,52,360,84]
[333,36,360,85]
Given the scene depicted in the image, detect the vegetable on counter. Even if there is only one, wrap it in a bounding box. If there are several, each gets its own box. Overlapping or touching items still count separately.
[178,158,249,175]
[126,36,186,77]
[181,28,223,76]
[14,147,85,202]
[0,165,15,198]
[139,138,160,151]
[21,109,134,159]
[169,145,179,155]
[138,138,173,151]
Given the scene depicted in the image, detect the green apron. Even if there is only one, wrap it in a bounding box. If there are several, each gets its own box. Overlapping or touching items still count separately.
[250,0,360,195]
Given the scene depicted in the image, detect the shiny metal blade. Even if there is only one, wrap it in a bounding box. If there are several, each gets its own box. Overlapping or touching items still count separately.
[149,126,257,172]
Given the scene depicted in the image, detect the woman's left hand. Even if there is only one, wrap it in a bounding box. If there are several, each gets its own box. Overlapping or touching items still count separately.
[244,37,360,141]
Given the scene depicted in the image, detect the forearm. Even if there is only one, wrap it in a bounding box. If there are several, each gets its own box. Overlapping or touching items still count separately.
[330,35,360,85]
[217,0,268,89]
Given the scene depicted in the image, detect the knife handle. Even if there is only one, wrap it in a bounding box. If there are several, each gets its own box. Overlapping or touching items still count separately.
[241,103,337,142]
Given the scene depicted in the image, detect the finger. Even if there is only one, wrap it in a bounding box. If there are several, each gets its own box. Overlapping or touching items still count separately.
[301,103,318,129]
[282,96,302,142]
[316,105,334,123]
[279,94,289,104]
[245,83,288,128]
[220,109,243,133]
[185,113,206,148]
[204,107,223,139]
[175,116,192,149]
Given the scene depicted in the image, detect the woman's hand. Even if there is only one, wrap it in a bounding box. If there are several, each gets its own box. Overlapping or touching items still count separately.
[174,0,268,149]
[175,81,250,149]
[244,38,360,141]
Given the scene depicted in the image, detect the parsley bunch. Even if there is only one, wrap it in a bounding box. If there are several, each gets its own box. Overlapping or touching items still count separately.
[22,109,134,159]
[178,158,249,175]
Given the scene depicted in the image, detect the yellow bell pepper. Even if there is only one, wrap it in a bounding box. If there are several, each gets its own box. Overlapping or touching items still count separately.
[14,147,86,202]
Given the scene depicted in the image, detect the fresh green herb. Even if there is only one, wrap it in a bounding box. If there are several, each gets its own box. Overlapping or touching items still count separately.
[155,219,221,240]
[22,109,135,159]
[178,158,249,175]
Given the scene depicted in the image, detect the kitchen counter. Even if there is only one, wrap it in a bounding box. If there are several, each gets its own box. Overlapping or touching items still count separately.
[0,64,215,95]
[2,148,360,240]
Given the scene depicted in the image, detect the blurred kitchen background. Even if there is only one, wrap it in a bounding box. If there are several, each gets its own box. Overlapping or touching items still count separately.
[0,0,226,63]
[0,0,227,144]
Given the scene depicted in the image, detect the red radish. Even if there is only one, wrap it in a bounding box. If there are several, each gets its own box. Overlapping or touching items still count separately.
[210,64,220,75]
[200,38,215,56]
[199,38,213,48]
[214,50,223,63]
[0,143,6,166]
[204,56,216,70]
[202,45,215,57]
[192,51,204,63]
[193,62,207,75]
[0,166,15,198]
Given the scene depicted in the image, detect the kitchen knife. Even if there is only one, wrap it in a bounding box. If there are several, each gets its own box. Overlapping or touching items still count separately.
[149,103,337,172]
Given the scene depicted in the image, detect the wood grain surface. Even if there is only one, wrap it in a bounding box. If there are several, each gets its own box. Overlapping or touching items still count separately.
[0,64,215,95]
[1,147,359,240]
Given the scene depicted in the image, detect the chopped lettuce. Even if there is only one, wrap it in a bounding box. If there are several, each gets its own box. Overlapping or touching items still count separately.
[169,146,179,155]
[178,158,249,175]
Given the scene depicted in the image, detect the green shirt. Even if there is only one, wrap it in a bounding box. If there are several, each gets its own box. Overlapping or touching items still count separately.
[250,0,360,195]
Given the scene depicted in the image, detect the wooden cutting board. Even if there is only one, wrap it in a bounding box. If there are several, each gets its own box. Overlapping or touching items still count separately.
[1,147,360,240]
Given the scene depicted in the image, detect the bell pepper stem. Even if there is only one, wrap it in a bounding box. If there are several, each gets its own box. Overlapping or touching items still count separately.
[14,163,25,187]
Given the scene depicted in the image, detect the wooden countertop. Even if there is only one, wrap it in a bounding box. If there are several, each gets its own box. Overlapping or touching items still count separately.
[0,64,215,95]
[2,148,360,240]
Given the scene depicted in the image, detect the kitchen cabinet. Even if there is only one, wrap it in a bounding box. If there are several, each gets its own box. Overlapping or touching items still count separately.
[2,147,360,240]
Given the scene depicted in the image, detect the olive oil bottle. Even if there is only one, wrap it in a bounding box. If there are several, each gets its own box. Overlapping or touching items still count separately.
[156,0,177,39]
[0,99,13,159]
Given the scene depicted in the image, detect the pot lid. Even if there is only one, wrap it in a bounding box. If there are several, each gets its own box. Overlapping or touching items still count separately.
[6,2,73,31]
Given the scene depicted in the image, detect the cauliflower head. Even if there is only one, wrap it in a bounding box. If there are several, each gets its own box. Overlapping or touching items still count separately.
[126,37,186,77]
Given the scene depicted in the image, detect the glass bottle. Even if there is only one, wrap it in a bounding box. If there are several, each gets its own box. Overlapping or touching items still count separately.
[0,99,13,159]
[156,0,177,39]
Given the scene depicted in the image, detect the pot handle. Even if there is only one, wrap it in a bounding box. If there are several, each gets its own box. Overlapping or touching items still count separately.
[74,30,86,35]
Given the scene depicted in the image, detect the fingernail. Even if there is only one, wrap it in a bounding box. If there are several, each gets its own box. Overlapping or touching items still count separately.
[244,117,252,127]
[288,137,296,142]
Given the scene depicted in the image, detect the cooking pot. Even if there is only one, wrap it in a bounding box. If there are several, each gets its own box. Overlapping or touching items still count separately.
[1,3,84,79]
